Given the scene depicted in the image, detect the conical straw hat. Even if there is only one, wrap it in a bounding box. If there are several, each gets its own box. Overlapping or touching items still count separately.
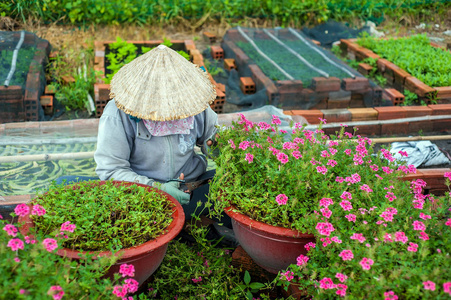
[109,45,217,121]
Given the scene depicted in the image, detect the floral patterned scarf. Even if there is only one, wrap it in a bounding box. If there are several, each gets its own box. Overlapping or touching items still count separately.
[143,116,194,136]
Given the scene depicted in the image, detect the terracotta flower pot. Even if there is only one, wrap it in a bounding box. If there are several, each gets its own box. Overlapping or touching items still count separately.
[19,181,185,286]
[224,206,315,274]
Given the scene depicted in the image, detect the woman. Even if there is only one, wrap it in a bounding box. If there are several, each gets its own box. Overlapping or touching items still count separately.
[93,45,231,229]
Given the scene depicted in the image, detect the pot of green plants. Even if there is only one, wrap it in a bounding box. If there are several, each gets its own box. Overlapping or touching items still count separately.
[224,206,315,274]
[19,181,185,287]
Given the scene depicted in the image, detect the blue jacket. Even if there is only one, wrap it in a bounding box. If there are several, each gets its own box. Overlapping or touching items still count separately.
[94,100,218,186]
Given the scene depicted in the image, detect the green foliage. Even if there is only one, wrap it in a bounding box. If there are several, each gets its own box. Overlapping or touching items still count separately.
[402,89,419,106]
[5,0,450,27]
[204,59,225,77]
[0,218,121,299]
[32,180,174,251]
[145,224,262,299]
[357,34,451,87]
[104,37,189,84]
[0,47,36,87]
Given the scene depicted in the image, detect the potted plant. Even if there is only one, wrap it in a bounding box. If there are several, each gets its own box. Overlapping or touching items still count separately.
[1,206,141,299]
[18,180,185,287]
[208,114,416,272]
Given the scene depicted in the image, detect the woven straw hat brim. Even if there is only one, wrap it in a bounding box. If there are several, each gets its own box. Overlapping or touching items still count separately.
[109,45,217,121]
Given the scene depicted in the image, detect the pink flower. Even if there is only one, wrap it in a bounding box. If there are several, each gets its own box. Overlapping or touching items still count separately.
[304,242,316,251]
[239,141,250,150]
[444,172,451,180]
[316,165,328,175]
[291,150,302,159]
[7,238,24,251]
[280,270,294,282]
[244,153,254,163]
[42,238,58,252]
[296,254,309,266]
[335,273,348,283]
[384,291,398,300]
[228,139,236,149]
[382,166,394,174]
[443,282,451,295]
[124,278,139,293]
[319,117,327,124]
[344,149,352,155]
[112,285,128,297]
[316,222,335,236]
[360,184,373,192]
[412,220,426,231]
[319,277,335,289]
[340,191,352,200]
[419,213,431,220]
[446,219,451,228]
[331,236,342,244]
[19,289,26,294]
[271,115,281,125]
[48,286,64,300]
[340,200,353,211]
[398,150,408,157]
[192,276,202,283]
[60,221,76,233]
[319,198,333,208]
[418,231,429,241]
[394,232,408,244]
[327,159,337,167]
[370,164,379,171]
[384,233,393,243]
[3,224,18,237]
[276,152,289,164]
[350,233,366,243]
[407,242,418,252]
[345,214,356,222]
[31,204,46,216]
[320,207,332,219]
[275,194,288,205]
[119,264,135,278]
[14,257,20,262]
[423,281,436,291]
[359,257,374,270]
[385,192,396,202]
[339,249,354,261]
[14,204,30,217]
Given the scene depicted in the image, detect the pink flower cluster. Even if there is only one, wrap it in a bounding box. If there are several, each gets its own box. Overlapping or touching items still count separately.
[112,264,139,298]
[48,285,64,300]
[192,276,202,283]
[42,238,58,252]
[350,233,366,243]
[359,257,374,270]
[275,194,288,205]
[316,222,335,236]
[304,242,316,251]
[60,221,76,233]
[318,277,348,297]
[296,254,309,266]
[280,270,294,282]
[338,249,354,261]
[319,198,333,208]
[119,264,135,278]
[3,224,18,237]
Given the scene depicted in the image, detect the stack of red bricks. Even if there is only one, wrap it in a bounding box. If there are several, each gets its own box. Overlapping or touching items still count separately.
[285,103,451,136]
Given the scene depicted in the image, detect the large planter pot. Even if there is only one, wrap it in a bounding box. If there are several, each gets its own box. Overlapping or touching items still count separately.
[19,181,185,286]
[224,206,315,274]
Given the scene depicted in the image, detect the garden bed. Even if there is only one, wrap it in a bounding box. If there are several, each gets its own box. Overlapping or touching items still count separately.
[340,35,451,106]
[93,39,225,117]
[221,27,383,110]
[0,31,51,123]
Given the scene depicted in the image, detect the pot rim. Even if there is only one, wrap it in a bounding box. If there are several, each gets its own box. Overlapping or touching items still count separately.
[19,180,185,260]
[224,205,314,238]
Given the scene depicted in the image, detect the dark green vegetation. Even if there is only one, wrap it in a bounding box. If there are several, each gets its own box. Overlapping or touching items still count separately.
[2,0,449,27]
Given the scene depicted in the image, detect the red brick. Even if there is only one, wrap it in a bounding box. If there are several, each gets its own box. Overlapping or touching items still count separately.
[312,77,340,92]
[321,109,351,123]
[0,86,22,99]
[203,31,216,43]
[405,77,435,97]
[291,109,323,124]
[352,124,381,136]
[211,88,225,114]
[376,59,391,73]
[40,95,53,106]
[393,68,411,90]
[311,39,321,46]
[381,122,409,135]
[61,75,75,84]
[277,80,303,93]
[210,46,224,60]
[348,108,378,121]
[435,87,451,99]
[408,120,433,134]
[94,83,111,102]
[357,63,374,76]
[428,104,451,115]
[249,64,278,103]
[401,106,432,118]
[384,88,405,106]
[240,77,256,94]
[433,119,451,132]
[224,58,236,71]
[374,106,407,120]
[356,48,380,61]
[342,77,370,91]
